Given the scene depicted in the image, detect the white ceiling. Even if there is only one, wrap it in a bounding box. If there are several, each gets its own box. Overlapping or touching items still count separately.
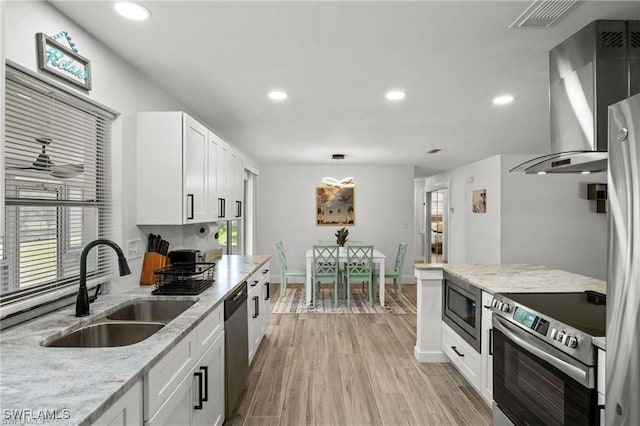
[49,1,640,176]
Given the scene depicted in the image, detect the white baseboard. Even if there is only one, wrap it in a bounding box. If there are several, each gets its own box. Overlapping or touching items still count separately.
[414,345,448,363]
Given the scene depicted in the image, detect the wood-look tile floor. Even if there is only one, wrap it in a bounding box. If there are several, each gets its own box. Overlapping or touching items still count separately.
[226,284,492,426]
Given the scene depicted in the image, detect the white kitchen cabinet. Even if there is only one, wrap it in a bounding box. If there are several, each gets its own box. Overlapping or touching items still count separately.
[145,304,224,426]
[193,331,225,426]
[216,139,231,219]
[230,150,244,219]
[216,140,245,220]
[442,322,482,391]
[136,112,218,225]
[480,291,493,406]
[247,262,270,363]
[92,380,143,426]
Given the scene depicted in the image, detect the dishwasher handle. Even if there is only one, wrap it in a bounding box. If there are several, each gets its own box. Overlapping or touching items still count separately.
[224,281,247,321]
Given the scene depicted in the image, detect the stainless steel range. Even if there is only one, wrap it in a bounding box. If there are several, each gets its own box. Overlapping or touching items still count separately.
[491,291,605,426]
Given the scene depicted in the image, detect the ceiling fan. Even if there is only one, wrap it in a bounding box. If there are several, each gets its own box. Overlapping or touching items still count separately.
[12,137,84,179]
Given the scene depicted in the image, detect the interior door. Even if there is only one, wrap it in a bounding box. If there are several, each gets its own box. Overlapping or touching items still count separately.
[426,188,448,263]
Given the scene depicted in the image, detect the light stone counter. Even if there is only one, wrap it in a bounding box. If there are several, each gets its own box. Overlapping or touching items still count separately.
[413,263,607,364]
[0,254,270,426]
[414,263,607,294]
[593,337,606,350]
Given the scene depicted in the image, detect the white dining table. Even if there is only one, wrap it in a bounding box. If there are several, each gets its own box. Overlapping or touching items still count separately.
[304,247,386,307]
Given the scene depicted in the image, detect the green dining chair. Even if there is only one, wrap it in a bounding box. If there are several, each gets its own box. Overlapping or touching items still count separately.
[312,244,340,307]
[373,242,407,298]
[275,241,306,299]
[342,244,374,306]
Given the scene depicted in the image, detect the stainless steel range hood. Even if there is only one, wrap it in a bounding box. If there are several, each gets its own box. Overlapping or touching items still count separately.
[511,20,640,174]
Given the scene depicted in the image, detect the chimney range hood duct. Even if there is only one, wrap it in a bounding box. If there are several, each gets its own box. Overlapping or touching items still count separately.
[511,20,640,174]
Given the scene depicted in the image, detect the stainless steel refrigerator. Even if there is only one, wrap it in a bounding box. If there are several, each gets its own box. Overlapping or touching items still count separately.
[607,92,640,425]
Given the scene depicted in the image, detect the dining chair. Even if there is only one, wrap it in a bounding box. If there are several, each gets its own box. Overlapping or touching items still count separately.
[374,242,407,298]
[275,242,306,299]
[312,244,340,307]
[342,244,374,306]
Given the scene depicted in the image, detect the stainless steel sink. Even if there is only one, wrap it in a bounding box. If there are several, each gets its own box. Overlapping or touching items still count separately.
[106,299,196,323]
[45,322,164,348]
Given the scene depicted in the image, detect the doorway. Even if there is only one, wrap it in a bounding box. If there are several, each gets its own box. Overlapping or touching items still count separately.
[426,188,448,263]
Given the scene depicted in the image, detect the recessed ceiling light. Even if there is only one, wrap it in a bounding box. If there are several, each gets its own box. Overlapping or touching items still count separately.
[537,171,547,175]
[385,90,406,101]
[114,2,151,21]
[268,91,288,101]
[581,171,591,175]
[493,94,515,105]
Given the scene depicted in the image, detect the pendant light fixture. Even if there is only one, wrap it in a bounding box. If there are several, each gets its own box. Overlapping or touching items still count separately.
[321,154,355,188]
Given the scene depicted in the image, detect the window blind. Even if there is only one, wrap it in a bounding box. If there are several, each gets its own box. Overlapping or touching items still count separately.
[1,65,116,307]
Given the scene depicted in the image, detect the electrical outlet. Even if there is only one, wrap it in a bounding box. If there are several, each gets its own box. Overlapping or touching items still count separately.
[126,239,142,259]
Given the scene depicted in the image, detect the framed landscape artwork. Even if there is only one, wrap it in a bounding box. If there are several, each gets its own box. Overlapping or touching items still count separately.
[316,186,355,225]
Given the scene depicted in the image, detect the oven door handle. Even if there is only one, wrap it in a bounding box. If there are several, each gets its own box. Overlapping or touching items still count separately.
[493,315,593,388]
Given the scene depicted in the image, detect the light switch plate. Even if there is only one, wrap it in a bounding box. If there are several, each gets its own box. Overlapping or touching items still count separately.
[126,239,143,259]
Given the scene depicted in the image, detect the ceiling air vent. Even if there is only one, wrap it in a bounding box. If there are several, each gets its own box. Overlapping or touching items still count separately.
[631,31,640,48]
[510,0,580,29]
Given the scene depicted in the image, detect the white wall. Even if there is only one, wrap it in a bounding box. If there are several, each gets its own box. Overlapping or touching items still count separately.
[258,164,415,282]
[500,155,607,279]
[3,1,220,293]
[422,154,607,279]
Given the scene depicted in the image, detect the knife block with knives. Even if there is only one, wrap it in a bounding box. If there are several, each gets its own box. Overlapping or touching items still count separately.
[140,233,170,286]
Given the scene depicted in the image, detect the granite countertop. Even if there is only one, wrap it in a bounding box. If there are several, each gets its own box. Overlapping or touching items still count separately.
[414,263,607,295]
[0,254,270,426]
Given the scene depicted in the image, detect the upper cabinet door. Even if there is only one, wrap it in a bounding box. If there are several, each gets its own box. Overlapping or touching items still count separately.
[207,131,220,221]
[231,151,244,219]
[183,115,208,224]
[216,141,230,219]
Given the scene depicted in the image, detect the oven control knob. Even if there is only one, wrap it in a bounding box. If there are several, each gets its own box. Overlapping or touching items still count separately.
[492,299,499,308]
[550,328,558,340]
[565,336,578,348]
[500,303,511,313]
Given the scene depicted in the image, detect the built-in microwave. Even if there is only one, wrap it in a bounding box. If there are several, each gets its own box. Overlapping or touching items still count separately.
[442,272,482,352]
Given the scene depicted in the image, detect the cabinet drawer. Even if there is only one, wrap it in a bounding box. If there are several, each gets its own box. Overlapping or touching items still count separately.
[145,332,197,420]
[442,322,481,391]
[196,304,224,359]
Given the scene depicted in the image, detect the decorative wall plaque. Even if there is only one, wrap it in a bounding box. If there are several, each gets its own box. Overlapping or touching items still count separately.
[36,32,92,90]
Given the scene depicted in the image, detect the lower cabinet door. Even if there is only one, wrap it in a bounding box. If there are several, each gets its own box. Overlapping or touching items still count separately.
[93,380,143,426]
[146,369,194,426]
[193,331,225,426]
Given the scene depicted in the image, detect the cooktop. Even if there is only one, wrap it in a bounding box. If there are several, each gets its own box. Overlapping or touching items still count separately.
[501,291,606,337]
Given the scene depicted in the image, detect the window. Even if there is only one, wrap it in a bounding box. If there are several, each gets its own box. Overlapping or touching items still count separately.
[218,220,242,255]
[1,64,116,318]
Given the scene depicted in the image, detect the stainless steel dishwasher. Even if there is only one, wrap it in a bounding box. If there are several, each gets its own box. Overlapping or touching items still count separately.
[224,281,249,419]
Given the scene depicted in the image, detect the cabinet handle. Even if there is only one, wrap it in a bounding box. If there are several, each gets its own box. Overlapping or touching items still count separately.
[451,346,465,357]
[236,200,242,217]
[264,281,270,301]
[253,295,259,318]
[187,194,194,220]
[262,269,269,274]
[218,198,226,218]
[194,371,204,409]
[200,366,209,402]
[489,328,493,356]
[251,280,259,287]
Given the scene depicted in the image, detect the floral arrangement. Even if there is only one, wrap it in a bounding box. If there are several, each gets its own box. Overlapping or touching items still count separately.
[335,227,349,247]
